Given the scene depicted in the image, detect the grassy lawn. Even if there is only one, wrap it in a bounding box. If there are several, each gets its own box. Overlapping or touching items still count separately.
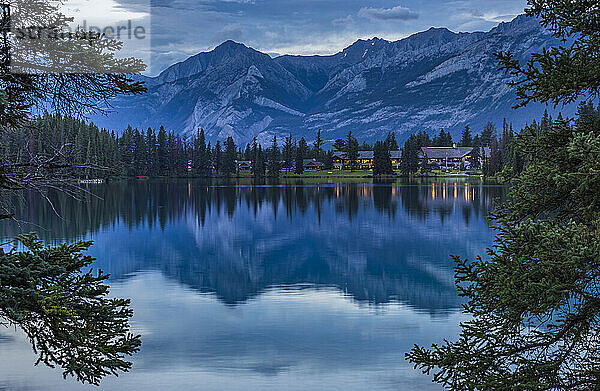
[281,170,373,178]
[425,169,483,177]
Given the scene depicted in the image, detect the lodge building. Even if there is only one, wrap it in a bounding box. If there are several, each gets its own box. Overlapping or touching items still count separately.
[419,145,491,169]
[235,145,489,172]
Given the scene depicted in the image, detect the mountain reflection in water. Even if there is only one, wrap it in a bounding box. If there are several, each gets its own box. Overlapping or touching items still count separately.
[2,179,501,313]
[0,179,503,391]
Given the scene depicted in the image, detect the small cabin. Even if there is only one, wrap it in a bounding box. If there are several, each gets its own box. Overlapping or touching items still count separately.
[235,160,252,171]
[303,159,325,171]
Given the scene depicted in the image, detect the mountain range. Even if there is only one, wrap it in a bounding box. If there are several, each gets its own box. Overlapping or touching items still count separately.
[93,15,570,146]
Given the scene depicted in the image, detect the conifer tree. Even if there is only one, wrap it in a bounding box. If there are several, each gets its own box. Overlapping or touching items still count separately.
[313,129,324,161]
[324,150,334,170]
[145,128,157,176]
[333,138,346,151]
[385,132,399,150]
[206,141,213,174]
[244,143,253,161]
[400,135,420,174]
[251,138,265,177]
[192,129,201,174]
[222,137,237,176]
[120,126,134,176]
[295,137,308,174]
[282,134,295,171]
[433,129,453,147]
[415,130,431,147]
[497,1,600,107]
[480,121,496,146]
[344,131,359,171]
[256,145,266,177]
[198,129,209,176]
[470,134,481,170]
[0,234,141,385]
[133,129,146,175]
[373,140,393,175]
[157,126,168,176]
[409,3,600,389]
[213,141,222,174]
[268,136,280,177]
[460,125,473,146]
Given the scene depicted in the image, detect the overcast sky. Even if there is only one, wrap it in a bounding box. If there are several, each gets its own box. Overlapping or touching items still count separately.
[67,0,528,75]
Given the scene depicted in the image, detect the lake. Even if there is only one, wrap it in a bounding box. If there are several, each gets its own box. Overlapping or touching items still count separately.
[0,179,503,391]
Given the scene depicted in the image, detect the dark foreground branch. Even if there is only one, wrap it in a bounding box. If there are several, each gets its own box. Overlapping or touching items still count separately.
[0,233,141,385]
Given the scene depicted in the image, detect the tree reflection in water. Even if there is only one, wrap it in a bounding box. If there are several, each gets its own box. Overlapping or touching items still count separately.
[1,179,503,314]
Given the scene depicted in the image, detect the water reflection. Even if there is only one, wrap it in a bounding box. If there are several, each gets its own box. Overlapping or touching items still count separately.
[0,179,501,391]
[0,272,466,391]
[1,179,501,312]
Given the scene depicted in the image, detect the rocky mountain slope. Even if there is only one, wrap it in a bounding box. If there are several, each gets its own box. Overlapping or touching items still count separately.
[94,15,568,145]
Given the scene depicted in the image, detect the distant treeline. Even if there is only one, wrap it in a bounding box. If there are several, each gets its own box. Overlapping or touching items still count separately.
[0,115,334,178]
[0,112,550,178]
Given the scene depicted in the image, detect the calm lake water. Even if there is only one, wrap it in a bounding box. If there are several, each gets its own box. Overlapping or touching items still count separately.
[0,179,503,391]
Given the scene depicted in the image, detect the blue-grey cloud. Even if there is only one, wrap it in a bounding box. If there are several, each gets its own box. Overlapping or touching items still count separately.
[358,6,419,21]
[210,23,244,44]
[103,0,527,75]
[332,15,354,25]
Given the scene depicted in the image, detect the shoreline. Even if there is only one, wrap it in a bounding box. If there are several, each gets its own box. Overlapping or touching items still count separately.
[75,170,487,181]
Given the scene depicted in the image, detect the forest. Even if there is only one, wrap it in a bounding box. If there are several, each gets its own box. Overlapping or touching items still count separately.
[1,113,534,178]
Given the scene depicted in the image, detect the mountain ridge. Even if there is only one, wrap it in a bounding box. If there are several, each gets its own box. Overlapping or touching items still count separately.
[94,15,572,146]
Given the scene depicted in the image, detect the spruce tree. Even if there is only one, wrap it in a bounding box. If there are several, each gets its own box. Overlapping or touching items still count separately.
[433,129,453,147]
[333,138,346,151]
[222,137,237,176]
[480,121,496,146]
[460,125,473,146]
[133,129,146,175]
[373,140,393,176]
[470,135,481,170]
[145,128,157,176]
[244,143,252,161]
[410,102,600,390]
[251,138,265,177]
[385,132,399,150]
[0,234,141,385]
[251,138,259,177]
[282,134,295,171]
[415,130,431,147]
[192,129,201,174]
[400,135,420,174]
[295,137,308,174]
[324,150,334,170]
[313,129,323,161]
[197,129,209,176]
[157,126,168,176]
[268,136,281,177]
[213,141,222,174]
[256,145,266,177]
[206,141,213,175]
[344,131,359,171]
[497,1,600,107]
[409,3,600,389]
[120,126,134,176]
